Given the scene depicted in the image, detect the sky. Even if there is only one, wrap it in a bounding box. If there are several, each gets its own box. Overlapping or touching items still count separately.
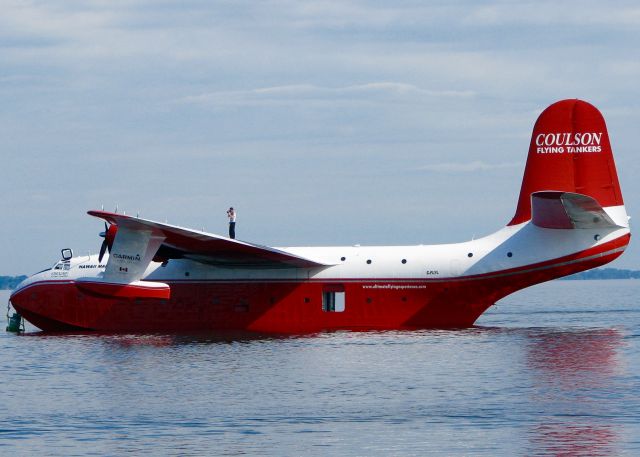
[1,0,639,275]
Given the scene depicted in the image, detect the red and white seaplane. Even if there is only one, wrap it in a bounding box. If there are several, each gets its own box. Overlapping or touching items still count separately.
[10,99,631,332]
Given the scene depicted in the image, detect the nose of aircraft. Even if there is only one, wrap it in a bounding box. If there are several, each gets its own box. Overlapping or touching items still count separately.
[9,280,29,312]
[9,273,44,318]
[7,274,73,332]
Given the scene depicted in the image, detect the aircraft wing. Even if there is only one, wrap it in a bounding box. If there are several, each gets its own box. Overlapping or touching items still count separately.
[87,210,331,269]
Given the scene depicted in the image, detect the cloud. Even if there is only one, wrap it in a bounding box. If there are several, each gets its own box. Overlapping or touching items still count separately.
[2,0,640,273]
[180,83,475,107]
[416,161,520,173]
[462,3,640,27]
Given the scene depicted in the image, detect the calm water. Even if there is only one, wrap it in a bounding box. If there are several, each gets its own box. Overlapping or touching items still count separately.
[1,280,639,456]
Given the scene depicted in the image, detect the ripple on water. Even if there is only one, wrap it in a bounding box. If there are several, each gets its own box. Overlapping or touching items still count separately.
[1,281,640,455]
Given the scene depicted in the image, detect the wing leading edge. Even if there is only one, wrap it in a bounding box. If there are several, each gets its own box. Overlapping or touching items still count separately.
[88,210,332,269]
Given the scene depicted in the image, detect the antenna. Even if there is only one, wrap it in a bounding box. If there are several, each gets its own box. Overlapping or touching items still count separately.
[114,204,118,214]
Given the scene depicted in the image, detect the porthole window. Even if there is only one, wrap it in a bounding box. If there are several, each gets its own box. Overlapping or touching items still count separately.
[507,252,513,258]
[366,259,372,264]
[185,271,190,277]
[234,300,249,313]
[594,234,601,241]
[401,259,407,264]
[467,253,473,258]
[341,256,346,261]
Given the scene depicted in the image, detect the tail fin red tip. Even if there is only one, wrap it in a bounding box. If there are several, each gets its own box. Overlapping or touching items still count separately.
[509,99,624,226]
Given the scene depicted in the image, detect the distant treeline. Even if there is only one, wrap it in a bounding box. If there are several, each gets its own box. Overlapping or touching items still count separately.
[562,268,640,280]
[0,276,27,290]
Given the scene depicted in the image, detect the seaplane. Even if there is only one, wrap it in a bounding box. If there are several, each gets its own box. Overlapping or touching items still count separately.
[9,99,631,333]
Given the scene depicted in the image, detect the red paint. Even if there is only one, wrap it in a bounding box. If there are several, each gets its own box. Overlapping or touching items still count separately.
[75,281,170,299]
[105,224,118,251]
[10,235,629,333]
[9,99,630,334]
[460,233,630,281]
[510,100,624,226]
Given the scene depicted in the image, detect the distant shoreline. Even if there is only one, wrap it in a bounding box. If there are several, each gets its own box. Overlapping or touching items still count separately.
[1,269,639,290]
[560,268,640,280]
[0,276,27,290]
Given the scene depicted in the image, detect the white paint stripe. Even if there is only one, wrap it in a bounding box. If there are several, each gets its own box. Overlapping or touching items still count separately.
[12,245,626,291]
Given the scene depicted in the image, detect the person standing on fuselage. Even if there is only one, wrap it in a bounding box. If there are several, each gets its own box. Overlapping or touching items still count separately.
[227,207,236,239]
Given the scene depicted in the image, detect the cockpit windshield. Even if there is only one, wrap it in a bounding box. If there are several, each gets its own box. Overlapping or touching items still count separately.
[52,261,71,271]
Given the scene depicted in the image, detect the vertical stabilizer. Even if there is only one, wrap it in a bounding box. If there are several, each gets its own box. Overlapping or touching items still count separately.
[509,99,624,226]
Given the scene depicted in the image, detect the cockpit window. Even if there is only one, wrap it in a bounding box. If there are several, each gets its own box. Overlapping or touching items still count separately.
[53,261,71,271]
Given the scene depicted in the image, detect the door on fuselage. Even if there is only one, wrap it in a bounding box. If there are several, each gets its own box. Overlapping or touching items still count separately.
[322,284,345,312]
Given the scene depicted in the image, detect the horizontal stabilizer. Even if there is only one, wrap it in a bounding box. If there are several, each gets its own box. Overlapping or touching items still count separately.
[531,191,619,229]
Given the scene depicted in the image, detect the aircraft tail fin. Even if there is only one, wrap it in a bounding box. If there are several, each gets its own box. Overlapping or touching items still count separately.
[509,99,625,226]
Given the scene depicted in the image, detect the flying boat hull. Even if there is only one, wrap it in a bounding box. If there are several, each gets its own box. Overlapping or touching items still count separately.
[10,100,631,333]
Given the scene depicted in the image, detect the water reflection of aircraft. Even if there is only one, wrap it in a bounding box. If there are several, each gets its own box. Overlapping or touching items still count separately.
[526,329,623,456]
[9,100,631,332]
[526,329,621,385]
